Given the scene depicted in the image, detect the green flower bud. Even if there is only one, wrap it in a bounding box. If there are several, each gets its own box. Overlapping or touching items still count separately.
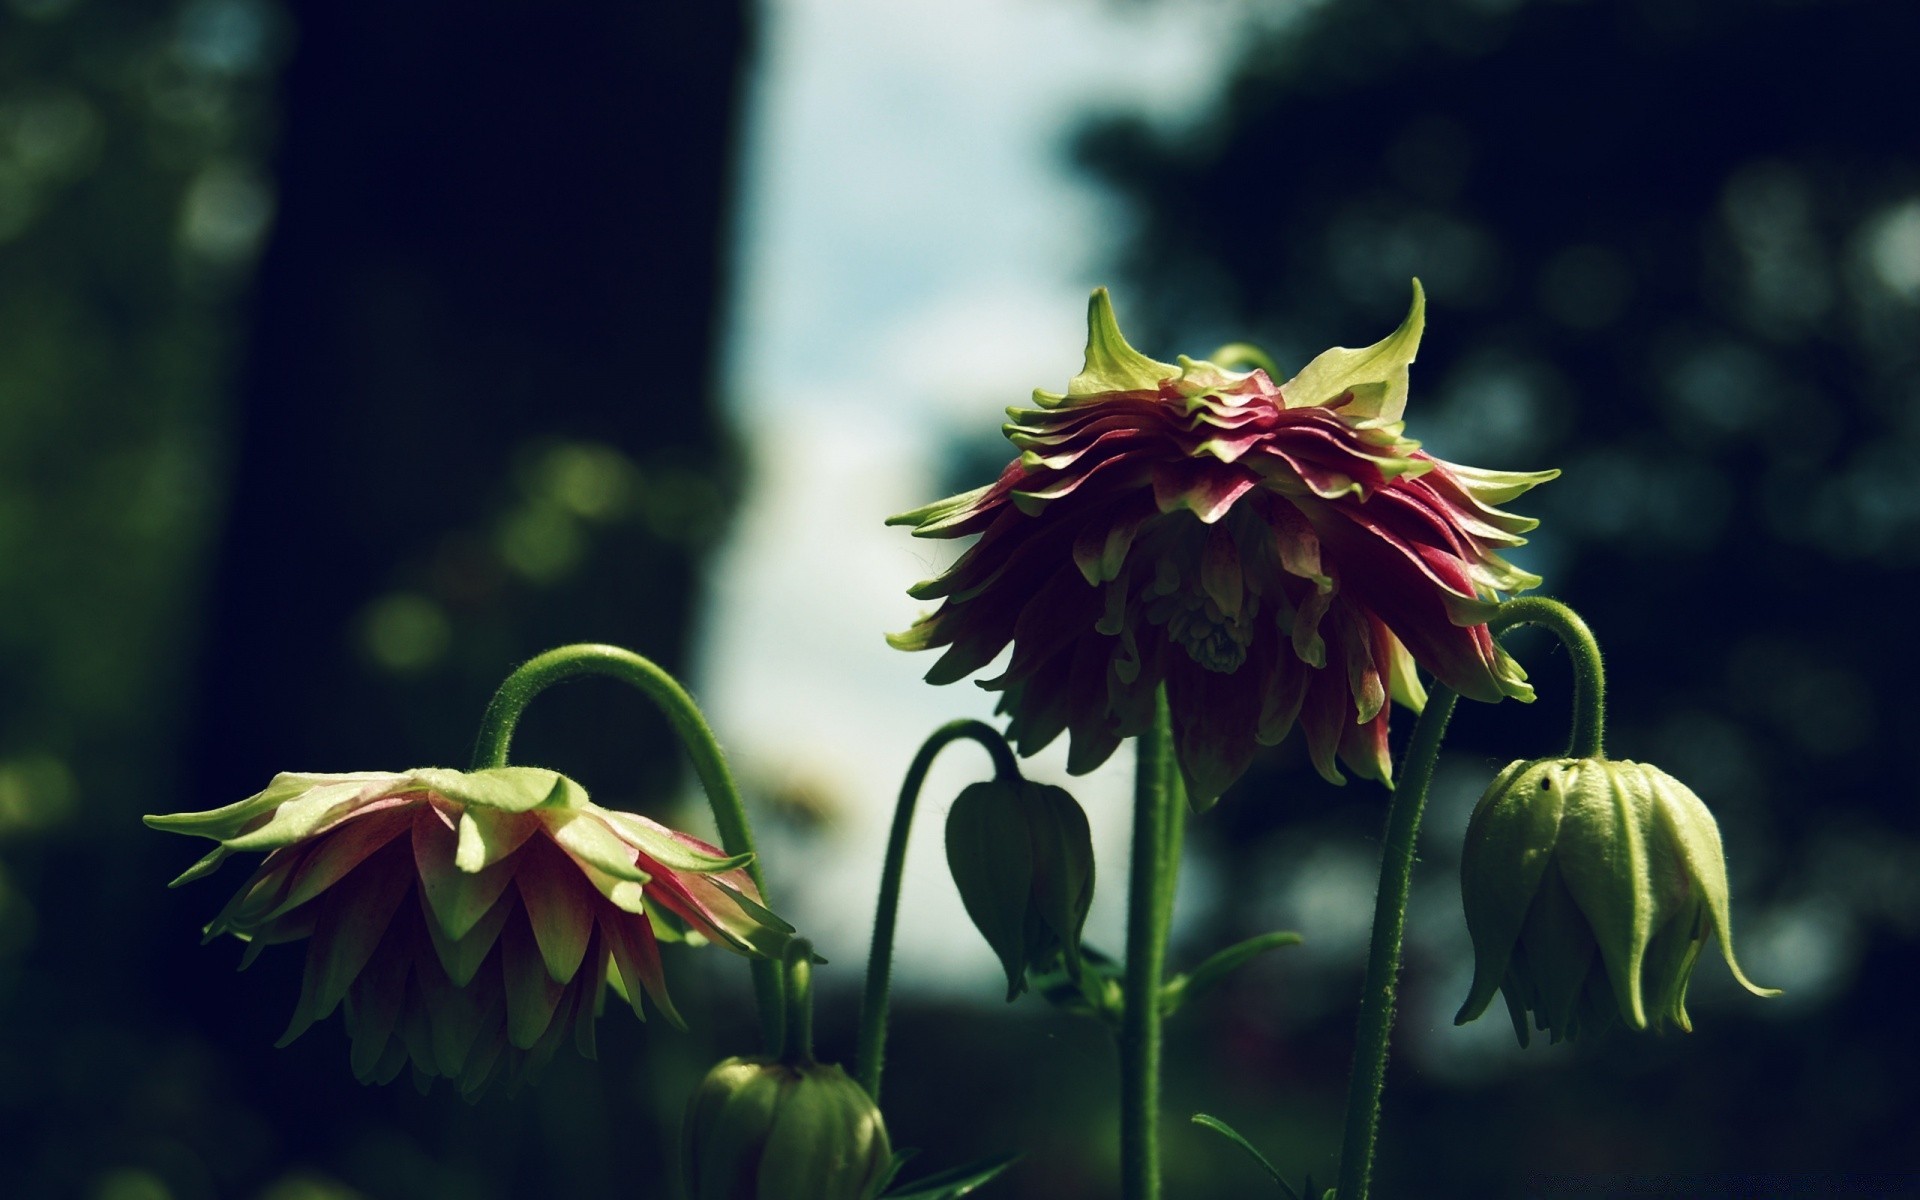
[944,778,1095,999]
[681,1057,892,1200]
[1456,757,1779,1045]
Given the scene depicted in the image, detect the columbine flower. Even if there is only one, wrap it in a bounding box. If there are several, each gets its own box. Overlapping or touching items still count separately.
[888,283,1555,805]
[147,766,797,1097]
[1455,757,1779,1045]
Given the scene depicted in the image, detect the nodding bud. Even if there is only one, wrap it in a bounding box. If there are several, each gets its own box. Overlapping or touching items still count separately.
[945,778,1095,1000]
[1456,757,1779,1046]
[681,1057,892,1200]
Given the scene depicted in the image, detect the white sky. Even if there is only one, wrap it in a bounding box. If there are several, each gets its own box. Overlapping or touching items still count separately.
[697,0,1252,995]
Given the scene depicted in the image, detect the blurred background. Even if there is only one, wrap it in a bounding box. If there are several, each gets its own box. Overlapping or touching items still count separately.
[2,0,1915,1196]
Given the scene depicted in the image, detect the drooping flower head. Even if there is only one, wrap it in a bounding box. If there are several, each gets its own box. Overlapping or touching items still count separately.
[1455,757,1778,1045]
[147,767,798,1097]
[889,283,1557,805]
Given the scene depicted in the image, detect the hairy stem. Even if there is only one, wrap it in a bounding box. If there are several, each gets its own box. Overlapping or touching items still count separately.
[854,719,1019,1100]
[469,643,784,1053]
[1121,687,1177,1200]
[1488,596,1607,759]
[1334,685,1459,1200]
[1337,595,1607,1198]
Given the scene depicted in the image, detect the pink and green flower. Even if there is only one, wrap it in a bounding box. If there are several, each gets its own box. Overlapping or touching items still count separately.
[889,284,1556,806]
[148,766,796,1097]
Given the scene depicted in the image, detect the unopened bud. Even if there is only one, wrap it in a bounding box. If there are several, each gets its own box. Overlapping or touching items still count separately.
[1456,757,1778,1045]
[945,778,1095,999]
[681,1057,892,1200]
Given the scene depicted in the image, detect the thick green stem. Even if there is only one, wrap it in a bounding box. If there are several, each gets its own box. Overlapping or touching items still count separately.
[1121,687,1177,1200]
[854,719,1019,1101]
[468,643,784,1054]
[784,939,817,1066]
[1156,742,1187,941]
[1334,686,1459,1200]
[1336,595,1608,1198]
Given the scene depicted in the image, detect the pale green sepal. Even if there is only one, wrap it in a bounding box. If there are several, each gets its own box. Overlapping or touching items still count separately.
[144,771,393,843]
[454,807,540,873]
[1448,463,1562,506]
[408,766,568,813]
[599,810,755,875]
[1555,760,1657,1029]
[1061,288,1176,402]
[546,811,654,885]
[1644,767,1781,1001]
[166,845,231,887]
[1456,758,1566,1026]
[707,882,800,960]
[579,860,648,916]
[885,483,992,534]
[221,777,399,853]
[1278,279,1425,421]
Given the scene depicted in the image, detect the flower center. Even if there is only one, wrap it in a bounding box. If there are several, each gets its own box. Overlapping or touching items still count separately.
[1147,578,1258,674]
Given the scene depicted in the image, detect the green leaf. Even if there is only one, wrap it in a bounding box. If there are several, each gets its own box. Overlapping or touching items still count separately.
[1161,930,1304,1017]
[1189,1114,1296,1199]
[882,1152,1021,1199]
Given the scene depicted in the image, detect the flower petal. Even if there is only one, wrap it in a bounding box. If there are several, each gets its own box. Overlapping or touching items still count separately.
[278,840,415,1047]
[514,839,597,984]
[260,804,419,924]
[604,910,683,1028]
[499,905,564,1050]
[414,806,516,941]
[422,887,517,987]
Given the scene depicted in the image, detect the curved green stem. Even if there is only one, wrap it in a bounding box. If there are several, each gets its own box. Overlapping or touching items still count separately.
[1487,596,1607,759]
[854,719,1019,1101]
[784,939,817,1066]
[1336,596,1607,1199]
[1121,686,1177,1200]
[1334,685,1459,1200]
[469,643,784,1053]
